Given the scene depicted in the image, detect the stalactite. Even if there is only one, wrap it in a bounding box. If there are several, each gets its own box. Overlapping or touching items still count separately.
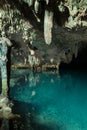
[45,0,49,5]
[67,0,73,9]
[44,10,53,45]
[34,0,39,13]
[28,0,33,6]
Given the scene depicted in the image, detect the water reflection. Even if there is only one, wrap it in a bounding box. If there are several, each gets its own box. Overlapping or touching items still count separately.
[10,69,87,103]
[0,110,33,130]
[5,69,87,129]
[10,70,60,103]
[10,70,40,88]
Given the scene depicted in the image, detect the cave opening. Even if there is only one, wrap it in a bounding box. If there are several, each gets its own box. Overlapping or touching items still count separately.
[60,44,87,70]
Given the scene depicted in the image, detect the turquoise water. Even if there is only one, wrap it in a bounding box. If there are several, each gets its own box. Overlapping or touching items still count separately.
[10,69,87,130]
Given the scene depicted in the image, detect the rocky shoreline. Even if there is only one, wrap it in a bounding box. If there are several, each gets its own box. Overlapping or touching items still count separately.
[11,62,59,71]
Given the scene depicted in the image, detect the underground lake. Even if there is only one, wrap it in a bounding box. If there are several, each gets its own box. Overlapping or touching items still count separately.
[1,69,87,130]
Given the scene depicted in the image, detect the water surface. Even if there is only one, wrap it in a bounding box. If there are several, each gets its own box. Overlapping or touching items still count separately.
[8,69,87,130]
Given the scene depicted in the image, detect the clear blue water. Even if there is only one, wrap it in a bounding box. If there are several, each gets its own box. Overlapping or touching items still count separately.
[9,69,87,130]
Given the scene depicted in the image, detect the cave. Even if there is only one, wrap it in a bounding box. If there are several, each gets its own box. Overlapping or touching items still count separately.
[60,41,87,70]
[0,0,87,130]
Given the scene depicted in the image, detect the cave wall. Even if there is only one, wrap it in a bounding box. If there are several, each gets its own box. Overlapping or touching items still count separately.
[0,0,87,69]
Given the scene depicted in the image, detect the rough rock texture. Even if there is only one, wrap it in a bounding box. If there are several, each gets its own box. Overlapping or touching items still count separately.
[0,96,12,118]
[0,37,12,96]
[0,0,87,69]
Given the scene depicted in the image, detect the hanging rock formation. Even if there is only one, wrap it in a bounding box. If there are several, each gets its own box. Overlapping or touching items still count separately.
[44,10,53,45]
[0,0,87,69]
[34,0,39,14]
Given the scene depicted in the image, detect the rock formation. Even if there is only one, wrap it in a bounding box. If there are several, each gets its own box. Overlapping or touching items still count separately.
[0,37,12,96]
[0,0,87,69]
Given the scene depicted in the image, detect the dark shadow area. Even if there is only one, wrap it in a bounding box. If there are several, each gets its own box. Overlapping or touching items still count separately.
[7,47,12,96]
[10,0,70,30]
[11,0,44,30]
[0,100,60,130]
[60,45,87,71]
[53,2,70,26]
